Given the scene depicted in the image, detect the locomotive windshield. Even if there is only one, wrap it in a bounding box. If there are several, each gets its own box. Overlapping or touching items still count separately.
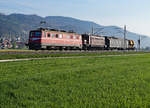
[30,31,41,37]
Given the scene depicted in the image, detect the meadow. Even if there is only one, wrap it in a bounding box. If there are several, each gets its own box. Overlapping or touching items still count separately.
[0,50,149,60]
[0,54,150,107]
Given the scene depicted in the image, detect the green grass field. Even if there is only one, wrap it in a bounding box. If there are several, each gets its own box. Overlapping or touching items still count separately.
[0,51,149,60]
[1,55,150,107]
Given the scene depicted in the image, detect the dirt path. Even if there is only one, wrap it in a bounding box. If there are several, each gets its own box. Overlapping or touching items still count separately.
[0,53,148,63]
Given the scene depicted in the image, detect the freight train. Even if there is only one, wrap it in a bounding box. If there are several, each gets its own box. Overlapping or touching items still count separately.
[28,28,135,50]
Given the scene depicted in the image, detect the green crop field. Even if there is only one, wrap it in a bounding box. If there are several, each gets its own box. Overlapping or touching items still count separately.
[1,55,150,108]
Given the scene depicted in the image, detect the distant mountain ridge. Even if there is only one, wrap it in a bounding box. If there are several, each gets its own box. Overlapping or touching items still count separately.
[0,13,150,48]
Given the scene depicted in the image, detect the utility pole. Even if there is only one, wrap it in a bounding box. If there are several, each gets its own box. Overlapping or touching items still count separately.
[138,36,141,51]
[91,26,94,35]
[124,25,127,50]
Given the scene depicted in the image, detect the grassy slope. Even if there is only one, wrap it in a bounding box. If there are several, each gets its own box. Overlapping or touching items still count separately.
[0,55,150,107]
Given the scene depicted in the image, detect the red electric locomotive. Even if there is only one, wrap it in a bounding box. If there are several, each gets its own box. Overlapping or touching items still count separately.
[28,28,82,50]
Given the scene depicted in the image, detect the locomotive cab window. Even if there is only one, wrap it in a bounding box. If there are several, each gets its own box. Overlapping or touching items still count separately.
[35,32,41,37]
[30,32,41,37]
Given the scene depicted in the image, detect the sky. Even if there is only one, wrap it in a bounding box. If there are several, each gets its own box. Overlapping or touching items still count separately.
[0,0,150,36]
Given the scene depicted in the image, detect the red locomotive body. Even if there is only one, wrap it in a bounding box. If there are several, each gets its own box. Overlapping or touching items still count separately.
[28,28,82,50]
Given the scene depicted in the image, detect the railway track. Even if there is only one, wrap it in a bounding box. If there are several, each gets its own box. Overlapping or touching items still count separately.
[0,50,146,54]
